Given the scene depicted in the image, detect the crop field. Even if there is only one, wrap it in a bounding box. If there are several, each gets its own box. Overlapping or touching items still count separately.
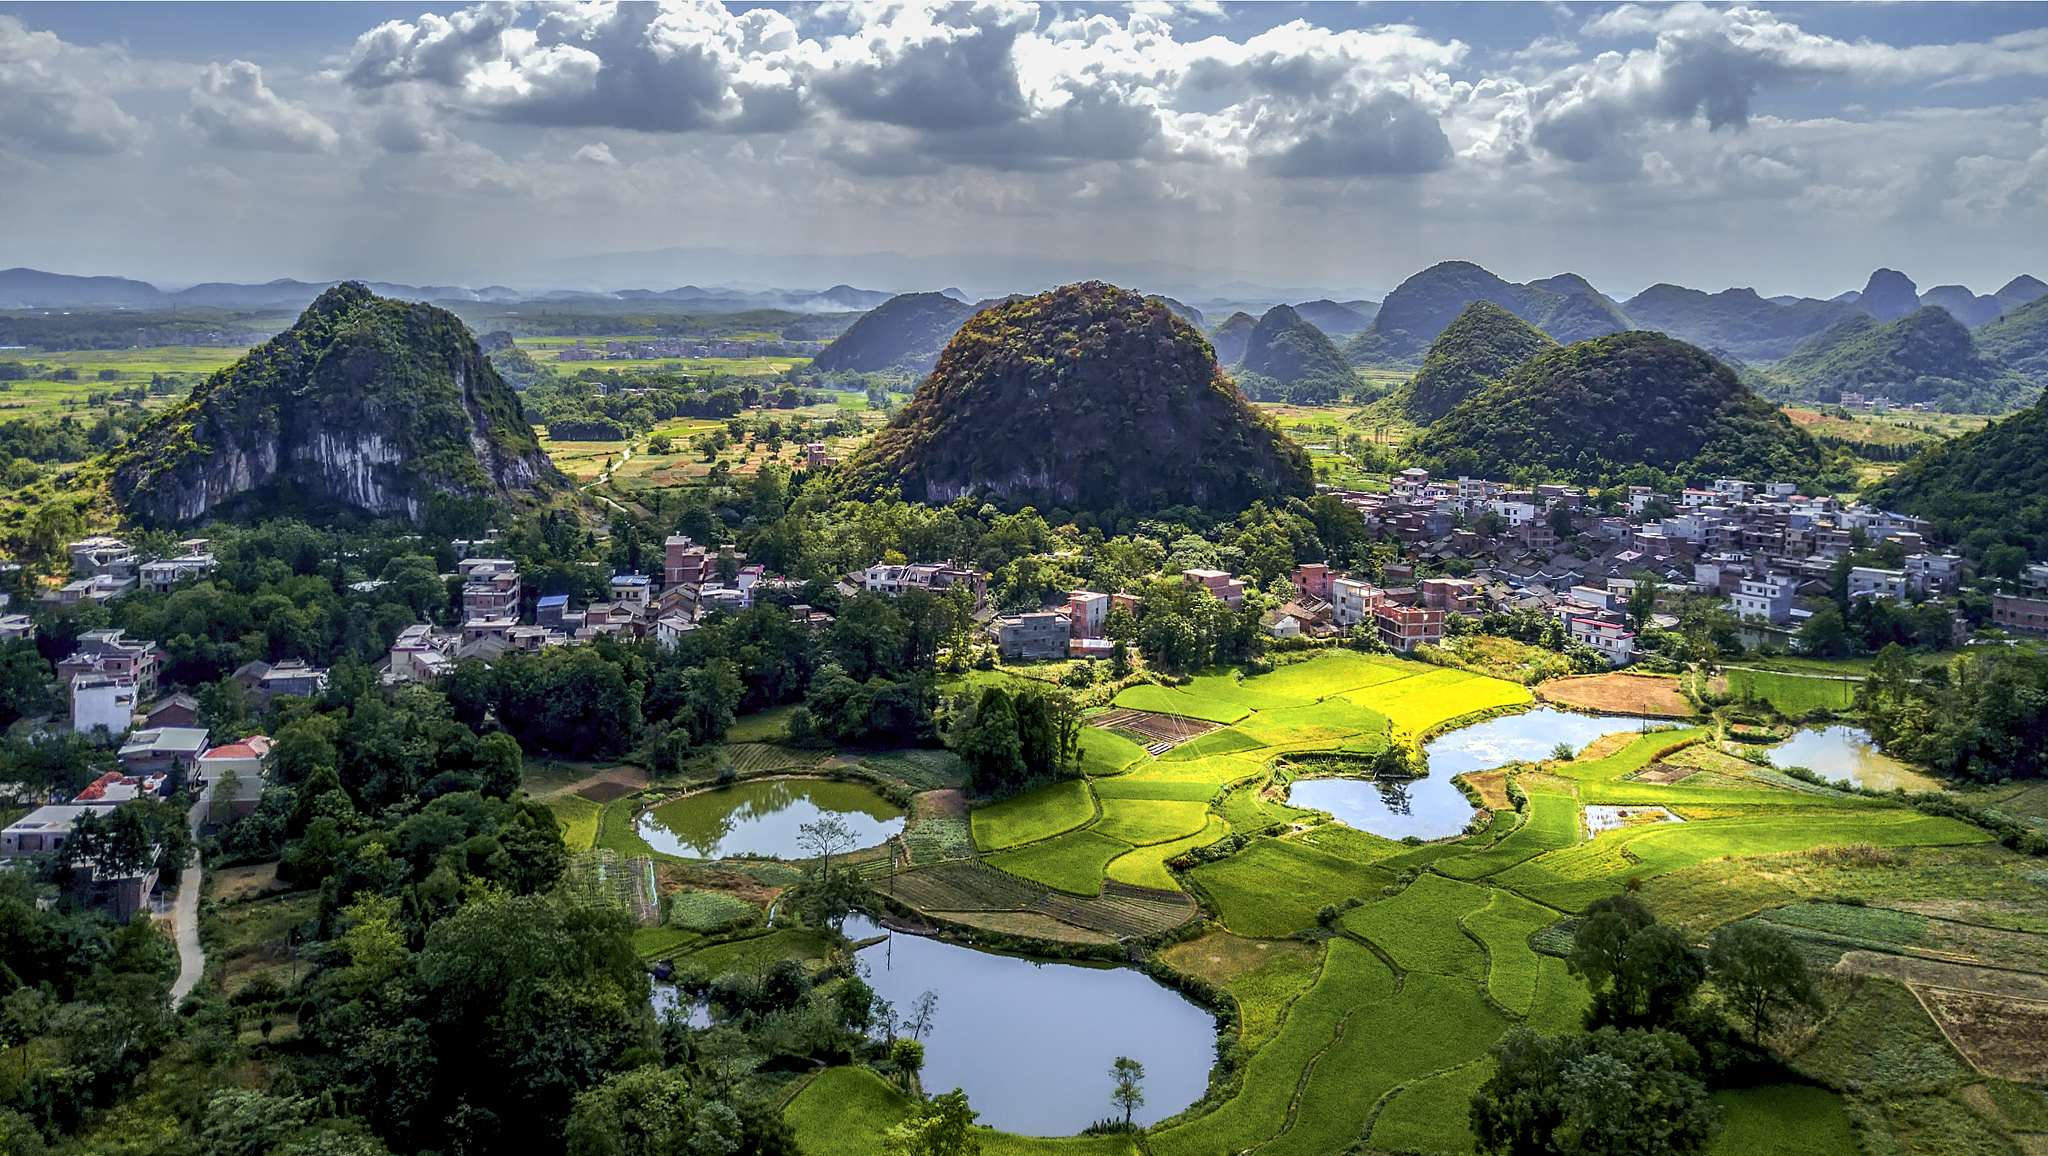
[790,649,2016,1156]
[983,829,1132,896]
[1076,727,1148,776]
[1367,1059,1492,1156]
[1726,668,1859,715]
[971,780,1096,851]
[1106,816,1228,890]
[1341,874,1492,979]
[1093,799,1211,845]
[544,793,602,852]
[1540,671,1696,717]
[1704,1084,1858,1156]
[1192,839,1394,937]
[785,1067,1139,1156]
[1109,684,1252,724]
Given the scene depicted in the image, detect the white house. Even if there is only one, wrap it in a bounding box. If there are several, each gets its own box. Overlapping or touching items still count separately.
[1732,575,1798,625]
[1569,618,1637,666]
[71,673,138,735]
[196,736,270,822]
[1847,567,1907,602]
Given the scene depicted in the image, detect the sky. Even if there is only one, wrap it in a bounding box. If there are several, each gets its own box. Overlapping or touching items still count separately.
[0,1,2044,300]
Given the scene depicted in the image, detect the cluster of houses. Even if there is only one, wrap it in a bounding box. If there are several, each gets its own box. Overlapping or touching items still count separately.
[2,693,271,919]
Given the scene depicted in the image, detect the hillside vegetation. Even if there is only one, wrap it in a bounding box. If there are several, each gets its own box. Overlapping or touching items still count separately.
[1344,261,1629,365]
[1768,306,2030,412]
[1976,293,2048,379]
[1398,301,1557,423]
[1865,395,2048,559]
[1235,304,1358,404]
[1411,330,1827,488]
[1206,311,1255,367]
[104,283,560,525]
[1619,285,1861,362]
[811,292,977,376]
[844,282,1311,513]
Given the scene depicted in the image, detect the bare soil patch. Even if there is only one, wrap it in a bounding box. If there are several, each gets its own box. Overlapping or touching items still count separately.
[1540,673,1694,717]
[1160,931,1319,986]
[1094,708,1221,746]
[1460,771,1513,811]
[1576,733,1635,762]
[1631,763,1699,786]
[655,862,785,906]
[577,780,638,803]
[1913,986,2048,1082]
[911,789,968,821]
[209,862,282,901]
[926,909,1119,945]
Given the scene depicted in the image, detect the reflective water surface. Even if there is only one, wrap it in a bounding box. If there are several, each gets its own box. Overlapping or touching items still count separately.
[637,779,904,859]
[842,913,1217,1136]
[1771,725,1943,792]
[1289,708,1647,839]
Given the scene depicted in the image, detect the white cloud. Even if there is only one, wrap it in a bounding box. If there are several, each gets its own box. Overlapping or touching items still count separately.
[187,61,341,152]
[0,16,145,153]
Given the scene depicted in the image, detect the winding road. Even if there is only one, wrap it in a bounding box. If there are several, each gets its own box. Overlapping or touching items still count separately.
[167,788,206,1005]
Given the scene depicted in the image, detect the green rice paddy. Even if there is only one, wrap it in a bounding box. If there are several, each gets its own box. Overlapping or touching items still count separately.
[1726,668,1860,715]
[757,650,1991,1155]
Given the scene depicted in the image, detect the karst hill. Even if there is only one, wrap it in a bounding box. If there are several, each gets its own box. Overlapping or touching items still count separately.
[1410,329,1826,488]
[843,282,1311,512]
[1398,301,1558,423]
[107,283,561,524]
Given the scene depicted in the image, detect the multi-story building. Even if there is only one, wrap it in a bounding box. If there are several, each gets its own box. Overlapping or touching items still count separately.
[140,550,217,593]
[993,611,1071,661]
[1732,575,1798,625]
[1991,593,2048,635]
[462,566,522,622]
[117,727,211,778]
[1063,590,1109,638]
[1569,618,1637,666]
[1847,567,1908,601]
[1904,553,1968,595]
[1182,569,1246,608]
[1373,604,1444,653]
[665,536,715,587]
[1330,577,1382,627]
[58,629,161,696]
[71,673,139,734]
[197,736,271,822]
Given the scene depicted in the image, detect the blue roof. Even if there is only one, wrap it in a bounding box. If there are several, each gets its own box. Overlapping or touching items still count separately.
[536,594,570,608]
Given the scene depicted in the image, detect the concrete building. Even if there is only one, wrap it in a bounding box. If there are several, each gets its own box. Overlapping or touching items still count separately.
[0,614,33,642]
[1182,569,1246,608]
[1330,577,1382,627]
[993,611,1071,661]
[1904,553,1968,595]
[665,536,714,586]
[1063,590,1109,638]
[117,727,210,778]
[1569,618,1638,666]
[1732,575,1799,625]
[1847,567,1908,602]
[196,737,270,822]
[610,574,654,607]
[71,673,138,735]
[535,594,572,630]
[1991,593,2048,636]
[1373,604,1444,653]
[140,550,217,593]
[389,623,457,682]
[57,629,161,696]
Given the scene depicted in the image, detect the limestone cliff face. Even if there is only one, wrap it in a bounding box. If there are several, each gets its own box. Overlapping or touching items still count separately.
[109,283,560,524]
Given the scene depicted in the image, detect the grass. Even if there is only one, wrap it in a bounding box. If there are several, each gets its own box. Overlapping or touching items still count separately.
[1091,778,1221,801]
[1077,727,1149,777]
[1092,799,1211,846]
[783,1068,1145,1156]
[1552,730,1710,781]
[982,829,1131,897]
[631,927,701,960]
[1524,956,1593,1036]
[1191,838,1394,938]
[1109,684,1252,724]
[670,929,835,978]
[545,793,602,853]
[971,780,1097,851]
[1105,816,1228,891]
[1156,727,1268,761]
[1705,1084,1859,1156]
[1340,874,1492,980]
[1725,669,1858,715]
[725,705,794,743]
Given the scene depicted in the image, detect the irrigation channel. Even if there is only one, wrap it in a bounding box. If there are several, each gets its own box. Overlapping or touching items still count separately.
[1287,707,1650,839]
[1769,724,1943,792]
[636,778,905,859]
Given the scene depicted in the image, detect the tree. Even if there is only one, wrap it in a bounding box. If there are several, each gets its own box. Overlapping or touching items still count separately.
[1548,505,1576,542]
[0,640,55,729]
[906,990,938,1041]
[475,732,524,799]
[1567,895,1705,1030]
[953,687,1023,793]
[883,1089,979,1156]
[1706,922,1822,1042]
[1110,1057,1145,1125]
[1628,574,1663,632]
[887,1038,926,1093]
[1470,1027,1720,1156]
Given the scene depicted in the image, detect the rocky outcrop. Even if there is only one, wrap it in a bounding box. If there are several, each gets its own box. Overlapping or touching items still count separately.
[108,283,560,524]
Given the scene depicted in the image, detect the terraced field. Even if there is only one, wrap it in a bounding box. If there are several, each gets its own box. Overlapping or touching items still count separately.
[776,650,2010,1156]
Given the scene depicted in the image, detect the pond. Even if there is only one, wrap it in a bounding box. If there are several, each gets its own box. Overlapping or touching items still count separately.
[1771,726,1944,792]
[1287,708,1649,840]
[636,779,904,860]
[842,913,1217,1136]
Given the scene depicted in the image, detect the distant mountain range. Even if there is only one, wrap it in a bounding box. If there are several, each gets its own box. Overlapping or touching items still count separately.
[0,266,895,315]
